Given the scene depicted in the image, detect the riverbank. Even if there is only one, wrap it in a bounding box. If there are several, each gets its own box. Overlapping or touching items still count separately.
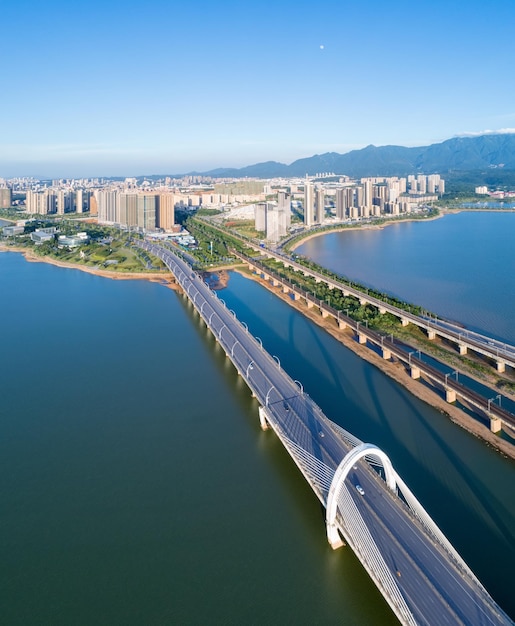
[234,265,515,461]
[0,244,178,289]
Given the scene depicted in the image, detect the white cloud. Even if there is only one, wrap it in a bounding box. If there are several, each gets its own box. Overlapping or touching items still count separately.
[455,128,515,137]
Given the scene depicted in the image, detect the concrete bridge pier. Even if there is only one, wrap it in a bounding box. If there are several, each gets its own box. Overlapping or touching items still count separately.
[306,299,314,309]
[378,306,387,315]
[458,343,468,355]
[321,308,329,318]
[490,417,502,433]
[401,317,409,327]
[445,388,456,403]
[338,320,347,330]
[271,278,279,287]
[258,406,270,430]
[293,292,300,301]
[427,329,436,340]
[410,366,421,379]
[357,333,367,344]
[381,348,392,360]
[496,360,506,373]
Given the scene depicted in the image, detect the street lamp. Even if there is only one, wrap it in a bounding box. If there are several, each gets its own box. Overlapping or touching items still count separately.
[246,361,254,377]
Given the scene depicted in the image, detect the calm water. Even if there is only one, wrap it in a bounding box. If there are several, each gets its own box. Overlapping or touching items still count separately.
[1,251,514,624]
[296,211,515,344]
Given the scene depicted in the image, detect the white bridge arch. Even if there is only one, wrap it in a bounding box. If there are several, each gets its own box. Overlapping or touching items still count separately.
[326,443,397,549]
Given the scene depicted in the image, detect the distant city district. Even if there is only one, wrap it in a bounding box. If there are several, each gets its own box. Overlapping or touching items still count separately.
[0,173,445,243]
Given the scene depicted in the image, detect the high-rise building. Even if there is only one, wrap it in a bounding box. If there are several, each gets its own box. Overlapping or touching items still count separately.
[315,187,325,223]
[137,194,156,231]
[0,188,12,208]
[157,193,175,230]
[304,182,315,227]
[95,189,119,224]
[255,202,267,232]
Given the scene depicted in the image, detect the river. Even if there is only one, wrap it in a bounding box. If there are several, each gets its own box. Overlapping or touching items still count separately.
[1,249,514,624]
[295,211,515,344]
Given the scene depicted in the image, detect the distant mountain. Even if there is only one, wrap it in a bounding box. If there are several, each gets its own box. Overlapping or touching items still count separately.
[196,134,515,179]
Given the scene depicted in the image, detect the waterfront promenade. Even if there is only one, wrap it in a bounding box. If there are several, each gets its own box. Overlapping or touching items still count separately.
[137,239,512,626]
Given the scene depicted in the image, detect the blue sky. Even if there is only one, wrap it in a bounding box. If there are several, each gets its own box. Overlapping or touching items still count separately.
[2,0,515,177]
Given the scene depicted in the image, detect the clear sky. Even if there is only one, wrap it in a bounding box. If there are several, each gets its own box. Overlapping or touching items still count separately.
[2,0,515,177]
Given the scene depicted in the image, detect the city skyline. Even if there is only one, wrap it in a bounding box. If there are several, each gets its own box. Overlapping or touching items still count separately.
[2,0,515,177]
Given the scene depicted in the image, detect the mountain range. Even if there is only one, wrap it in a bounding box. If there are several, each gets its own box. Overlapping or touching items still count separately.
[192,133,515,179]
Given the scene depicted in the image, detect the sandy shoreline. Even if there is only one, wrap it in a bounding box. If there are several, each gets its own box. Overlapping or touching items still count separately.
[234,266,515,460]
[0,244,178,287]
[3,239,513,459]
[289,212,444,251]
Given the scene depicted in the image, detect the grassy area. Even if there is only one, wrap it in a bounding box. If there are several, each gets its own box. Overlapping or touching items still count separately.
[2,221,166,273]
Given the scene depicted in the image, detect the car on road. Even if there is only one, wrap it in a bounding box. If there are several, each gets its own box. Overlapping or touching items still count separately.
[355,484,365,496]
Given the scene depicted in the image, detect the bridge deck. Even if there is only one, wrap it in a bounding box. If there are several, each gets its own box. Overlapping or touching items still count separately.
[138,240,512,626]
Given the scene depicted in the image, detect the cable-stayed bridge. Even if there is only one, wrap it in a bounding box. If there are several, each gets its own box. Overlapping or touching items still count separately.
[137,240,513,626]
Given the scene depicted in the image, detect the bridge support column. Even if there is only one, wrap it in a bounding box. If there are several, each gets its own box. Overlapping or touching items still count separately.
[410,366,420,380]
[401,317,409,327]
[427,329,436,340]
[359,297,367,306]
[306,300,314,309]
[357,333,367,344]
[378,306,386,314]
[338,320,347,330]
[315,277,321,283]
[293,292,300,300]
[258,406,270,431]
[445,388,456,403]
[272,278,279,287]
[458,343,468,355]
[490,417,502,433]
[321,308,329,318]
[496,360,506,373]
[382,348,392,360]
[282,285,289,293]
[342,290,350,297]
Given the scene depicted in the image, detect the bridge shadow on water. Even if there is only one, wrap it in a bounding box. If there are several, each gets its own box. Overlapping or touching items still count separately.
[185,272,515,619]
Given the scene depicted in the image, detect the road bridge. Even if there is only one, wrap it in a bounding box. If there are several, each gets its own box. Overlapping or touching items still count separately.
[247,243,515,372]
[235,251,515,434]
[137,239,513,626]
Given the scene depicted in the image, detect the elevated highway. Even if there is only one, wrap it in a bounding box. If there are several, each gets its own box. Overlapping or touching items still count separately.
[235,251,515,434]
[137,239,513,626]
[247,243,515,373]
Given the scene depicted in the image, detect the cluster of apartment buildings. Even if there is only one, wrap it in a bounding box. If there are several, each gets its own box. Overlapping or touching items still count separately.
[21,178,267,231]
[302,174,445,226]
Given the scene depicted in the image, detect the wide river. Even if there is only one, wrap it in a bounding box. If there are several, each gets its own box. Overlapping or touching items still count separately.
[1,241,514,624]
[296,211,515,344]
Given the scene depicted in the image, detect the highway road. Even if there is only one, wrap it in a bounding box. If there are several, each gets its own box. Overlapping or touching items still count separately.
[137,239,513,626]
